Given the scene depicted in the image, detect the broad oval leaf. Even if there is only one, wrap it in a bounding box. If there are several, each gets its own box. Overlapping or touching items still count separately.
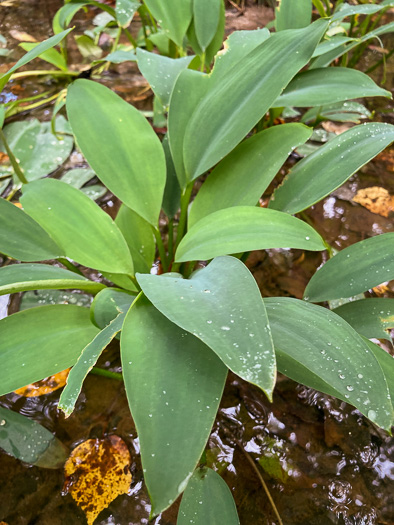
[143,0,193,48]
[0,29,72,90]
[0,198,62,262]
[136,49,194,108]
[275,0,311,31]
[177,467,240,525]
[274,68,390,108]
[59,312,126,417]
[269,123,394,214]
[0,407,68,468]
[265,297,393,430]
[121,295,227,516]
[183,19,329,179]
[115,0,140,27]
[0,263,106,296]
[304,233,394,302]
[333,298,394,342]
[189,123,312,228]
[193,0,222,51]
[137,256,276,399]
[66,79,166,225]
[91,287,135,329]
[0,304,99,395]
[176,207,325,263]
[21,178,134,275]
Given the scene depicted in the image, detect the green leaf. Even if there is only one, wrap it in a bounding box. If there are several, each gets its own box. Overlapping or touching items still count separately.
[0,407,68,469]
[91,287,135,329]
[177,467,240,525]
[115,204,155,274]
[312,36,357,57]
[136,49,194,108]
[60,167,96,188]
[0,198,62,262]
[0,263,106,296]
[67,79,166,225]
[193,0,222,51]
[19,42,68,71]
[176,207,325,263]
[333,299,394,342]
[189,124,312,228]
[264,297,393,430]
[274,68,391,108]
[59,312,126,416]
[137,256,276,399]
[20,178,134,275]
[0,29,72,91]
[143,0,193,48]
[275,0,312,31]
[304,233,394,302]
[116,0,140,27]
[121,295,227,516]
[365,339,394,410]
[103,49,136,63]
[54,0,115,32]
[0,304,99,395]
[75,35,102,59]
[0,117,74,182]
[183,19,329,180]
[162,135,181,219]
[301,101,371,125]
[269,123,394,214]
[332,3,385,22]
[19,289,92,311]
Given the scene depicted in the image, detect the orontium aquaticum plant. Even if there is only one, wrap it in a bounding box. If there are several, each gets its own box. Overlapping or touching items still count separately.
[0,16,394,522]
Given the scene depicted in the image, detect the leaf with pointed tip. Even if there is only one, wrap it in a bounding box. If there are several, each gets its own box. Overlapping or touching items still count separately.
[189,124,312,228]
[0,198,62,262]
[269,123,394,214]
[183,19,329,180]
[137,256,276,398]
[121,295,227,516]
[176,207,325,263]
[275,0,311,31]
[177,467,240,525]
[59,312,126,417]
[67,79,166,225]
[115,204,155,274]
[0,407,68,469]
[21,178,133,275]
[264,297,393,431]
[274,68,390,108]
[0,305,99,396]
[333,299,394,342]
[193,0,222,51]
[143,0,193,48]
[0,29,72,90]
[0,263,106,296]
[19,42,68,71]
[332,3,385,22]
[304,233,394,302]
[137,49,194,108]
[91,287,135,329]
[312,36,357,57]
[116,0,140,27]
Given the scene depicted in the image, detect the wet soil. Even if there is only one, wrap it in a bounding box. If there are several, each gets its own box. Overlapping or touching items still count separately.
[0,2,394,524]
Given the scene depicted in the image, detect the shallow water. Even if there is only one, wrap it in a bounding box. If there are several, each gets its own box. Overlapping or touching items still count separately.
[0,2,394,524]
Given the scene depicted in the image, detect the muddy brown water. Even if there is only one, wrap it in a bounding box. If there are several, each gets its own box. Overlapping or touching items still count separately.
[0,2,394,524]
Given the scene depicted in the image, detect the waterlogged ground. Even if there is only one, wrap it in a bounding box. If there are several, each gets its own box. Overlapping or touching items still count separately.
[0,1,394,524]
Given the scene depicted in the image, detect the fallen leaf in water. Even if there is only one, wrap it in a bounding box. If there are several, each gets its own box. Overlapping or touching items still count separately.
[9,30,37,43]
[0,152,9,164]
[14,368,71,397]
[63,436,132,525]
[353,186,394,218]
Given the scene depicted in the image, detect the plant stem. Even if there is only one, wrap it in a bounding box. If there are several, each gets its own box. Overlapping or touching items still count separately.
[175,182,193,249]
[91,367,123,380]
[8,92,61,116]
[123,27,138,48]
[10,70,79,80]
[312,0,327,17]
[167,219,174,260]
[0,128,28,185]
[153,226,169,272]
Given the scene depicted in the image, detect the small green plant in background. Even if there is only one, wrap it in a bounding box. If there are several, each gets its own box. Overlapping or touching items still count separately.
[0,3,394,523]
